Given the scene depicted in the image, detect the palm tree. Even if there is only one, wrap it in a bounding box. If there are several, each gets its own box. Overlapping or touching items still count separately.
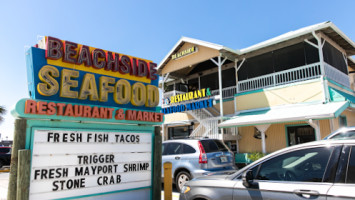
[0,106,6,123]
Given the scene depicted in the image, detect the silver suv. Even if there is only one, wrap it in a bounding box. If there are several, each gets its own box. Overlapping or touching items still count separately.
[323,126,355,140]
[162,138,236,191]
[180,139,355,200]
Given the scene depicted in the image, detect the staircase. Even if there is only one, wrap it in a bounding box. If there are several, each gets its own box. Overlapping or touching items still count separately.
[187,108,221,139]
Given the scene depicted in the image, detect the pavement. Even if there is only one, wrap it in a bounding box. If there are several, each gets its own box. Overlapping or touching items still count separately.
[0,171,179,200]
[0,172,9,200]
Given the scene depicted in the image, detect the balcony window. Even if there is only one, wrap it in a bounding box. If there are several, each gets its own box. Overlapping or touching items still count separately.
[323,41,347,74]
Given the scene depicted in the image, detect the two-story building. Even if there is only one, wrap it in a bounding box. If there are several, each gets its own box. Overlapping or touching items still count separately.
[158,21,355,158]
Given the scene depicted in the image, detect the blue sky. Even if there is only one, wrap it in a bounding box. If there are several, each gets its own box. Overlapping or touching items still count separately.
[1,0,355,139]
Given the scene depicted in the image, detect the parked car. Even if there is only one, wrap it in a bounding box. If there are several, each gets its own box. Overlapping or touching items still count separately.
[162,138,236,191]
[323,126,355,140]
[0,147,11,168]
[179,139,355,200]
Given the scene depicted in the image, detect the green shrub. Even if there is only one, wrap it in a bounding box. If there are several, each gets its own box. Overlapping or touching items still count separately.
[247,152,265,162]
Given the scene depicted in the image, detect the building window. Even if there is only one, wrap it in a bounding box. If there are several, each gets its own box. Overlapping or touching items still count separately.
[168,125,193,140]
[339,115,347,127]
[286,125,315,146]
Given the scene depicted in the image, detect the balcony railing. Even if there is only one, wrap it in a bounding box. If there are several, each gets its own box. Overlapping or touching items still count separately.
[237,63,322,93]
[162,62,350,101]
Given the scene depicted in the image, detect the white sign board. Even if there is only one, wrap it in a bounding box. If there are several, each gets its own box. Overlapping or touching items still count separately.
[29,129,152,200]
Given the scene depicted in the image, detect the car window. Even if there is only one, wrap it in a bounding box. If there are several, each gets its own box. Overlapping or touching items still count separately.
[255,147,333,182]
[346,146,355,183]
[162,143,167,155]
[330,130,355,140]
[200,140,228,153]
[182,144,196,154]
[0,148,11,154]
[164,143,182,155]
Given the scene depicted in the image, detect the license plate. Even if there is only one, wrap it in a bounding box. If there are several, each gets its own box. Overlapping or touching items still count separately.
[220,156,227,163]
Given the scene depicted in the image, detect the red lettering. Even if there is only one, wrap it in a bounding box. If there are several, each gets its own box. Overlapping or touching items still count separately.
[92,49,106,69]
[107,108,114,119]
[91,107,100,118]
[136,111,143,121]
[99,107,107,119]
[37,101,47,115]
[83,106,92,118]
[77,45,92,66]
[74,105,83,117]
[119,55,131,74]
[105,52,119,72]
[148,112,155,122]
[137,60,148,77]
[63,41,78,64]
[64,104,74,117]
[56,103,66,116]
[47,102,56,115]
[148,62,158,80]
[130,58,138,76]
[46,36,63,60]
[25,100,37,114]
[125,110,137,120]
[143,111,149,121]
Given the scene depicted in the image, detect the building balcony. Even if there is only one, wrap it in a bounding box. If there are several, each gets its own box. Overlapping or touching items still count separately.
[162,62,351,103]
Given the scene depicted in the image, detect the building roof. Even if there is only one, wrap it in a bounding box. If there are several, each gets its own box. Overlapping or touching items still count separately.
[157,36,238,72]
[158,22,355,74]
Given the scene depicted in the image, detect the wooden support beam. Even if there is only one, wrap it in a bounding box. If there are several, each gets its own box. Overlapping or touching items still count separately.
[7,118,27,200]
[152,126,162,200]
[17,150,31,200]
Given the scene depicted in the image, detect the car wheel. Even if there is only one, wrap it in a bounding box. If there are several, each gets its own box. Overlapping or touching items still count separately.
[176,171,191,192]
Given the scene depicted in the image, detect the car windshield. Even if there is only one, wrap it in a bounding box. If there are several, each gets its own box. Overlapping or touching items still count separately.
[330,130,355,140]
[200,140,229,153]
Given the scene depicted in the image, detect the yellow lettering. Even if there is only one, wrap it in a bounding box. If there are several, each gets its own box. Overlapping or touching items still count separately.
[99,76,115,102]
[131,82,146,106]
[79,74,99,101]
[60,69,79,99]
[146,85,159,107]
[114,79,131,104]
[37,65,59,96]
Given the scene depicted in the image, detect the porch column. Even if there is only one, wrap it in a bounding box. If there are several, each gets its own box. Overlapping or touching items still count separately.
[308,119,321,140]
[211,56,227,140]
[255,124,270,154]
[312,31,329,103]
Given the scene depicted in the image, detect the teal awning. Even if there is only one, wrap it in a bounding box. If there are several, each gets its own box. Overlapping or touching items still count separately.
[329,87,355,104]
[219,101,349,128]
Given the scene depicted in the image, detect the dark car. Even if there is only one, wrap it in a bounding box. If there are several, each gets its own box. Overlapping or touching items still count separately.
[180,139,355,200]
[0,147,12,168]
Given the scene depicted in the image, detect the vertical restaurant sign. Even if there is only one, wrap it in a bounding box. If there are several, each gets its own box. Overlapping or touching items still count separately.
[26,36,160,111]
[29,129,152,200]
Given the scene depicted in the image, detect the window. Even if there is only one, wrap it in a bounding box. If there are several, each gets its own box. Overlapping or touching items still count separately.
[200,140,229,153]
[200,73,219,90]
[256,147,333,182]
[168,126,192,139]
[346,147,355,183]
[323,41,347,74]
[164,143,182,155]
[182,144,196,154]
[339,116,347,128]
[222,68,236,88]
[287,125,315,146]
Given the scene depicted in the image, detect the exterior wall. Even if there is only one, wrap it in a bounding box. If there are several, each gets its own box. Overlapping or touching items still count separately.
[164,112,194,123]
[238,119,332,154]
[343,109,355,126]
[236,80,324,111]
[162,43,219,75]
[211,100,236,115]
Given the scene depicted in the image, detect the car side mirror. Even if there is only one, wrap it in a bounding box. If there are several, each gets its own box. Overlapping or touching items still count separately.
[242,170,254,188]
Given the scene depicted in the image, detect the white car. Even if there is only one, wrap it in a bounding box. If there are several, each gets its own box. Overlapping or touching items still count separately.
[323,127,355,140]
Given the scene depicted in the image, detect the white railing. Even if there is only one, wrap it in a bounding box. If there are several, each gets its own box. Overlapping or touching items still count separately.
[237,63,322,93]
[211,85,237,99]
[324,62,350,88]
[163,90,185,100]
